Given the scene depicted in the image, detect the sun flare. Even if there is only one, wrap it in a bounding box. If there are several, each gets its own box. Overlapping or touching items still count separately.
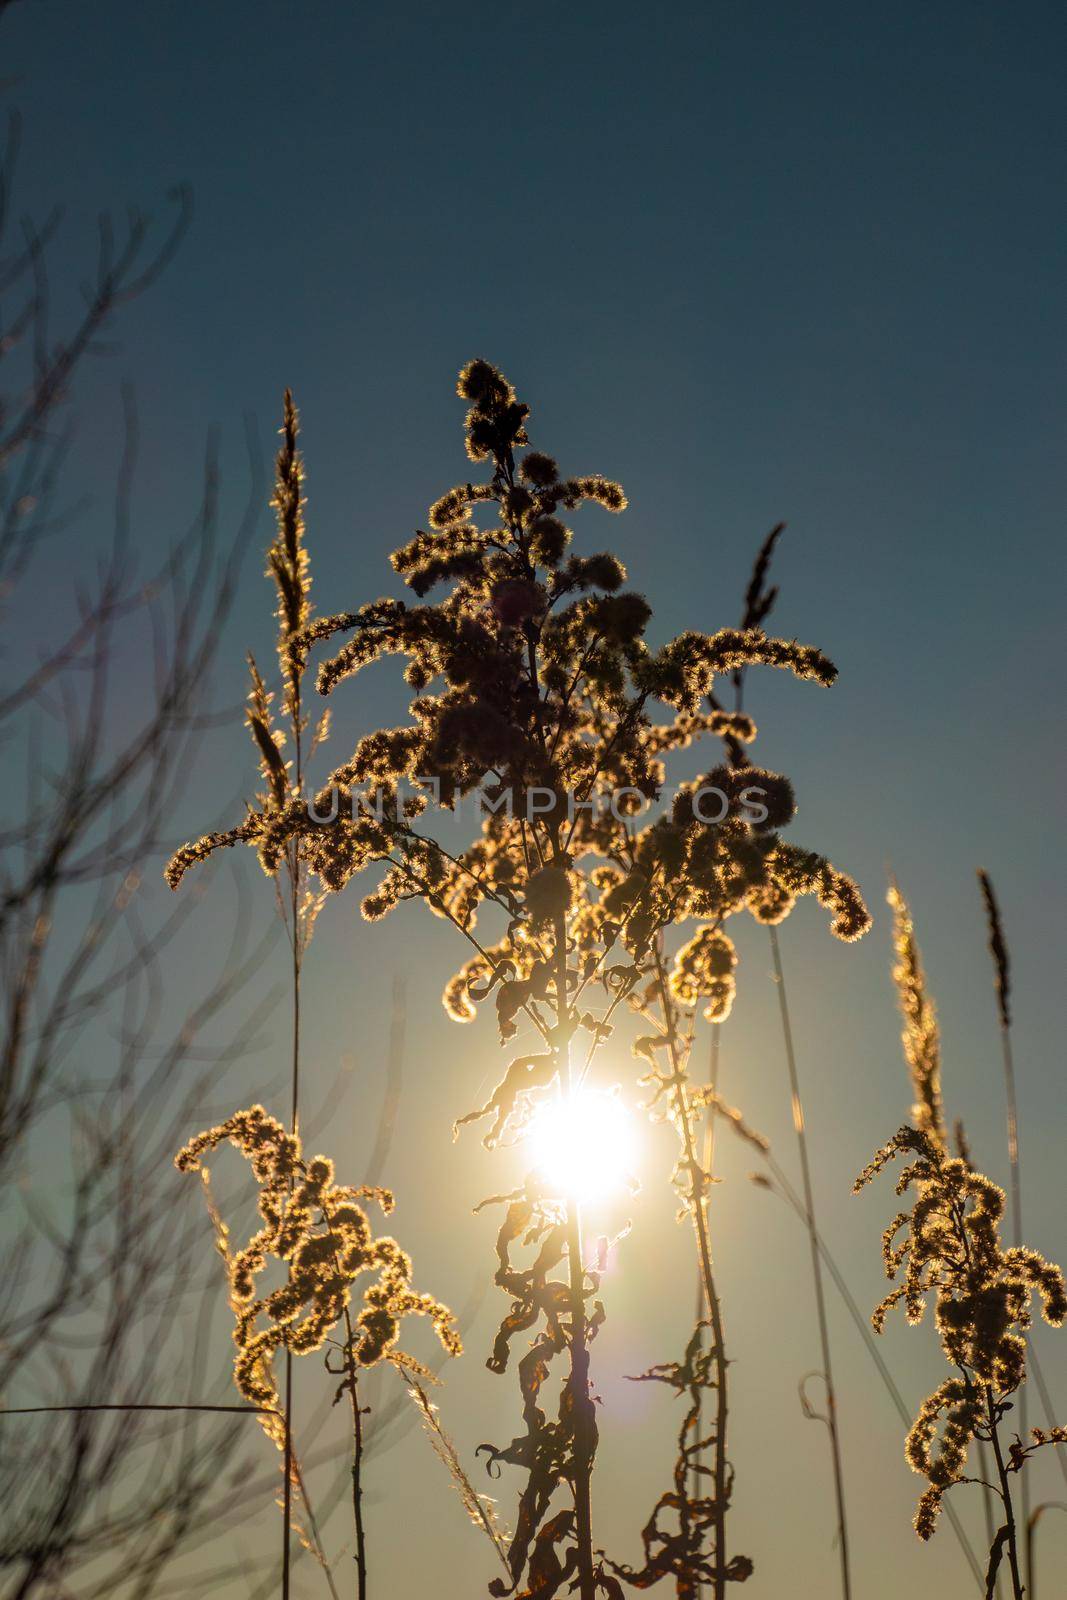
[524,1088,637,1203]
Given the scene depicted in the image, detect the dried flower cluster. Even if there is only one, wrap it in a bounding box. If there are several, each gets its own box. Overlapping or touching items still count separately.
[176,1105,460,1448]
[668,926,738,1023]
[164,391,329,938]
[170,361,868,990]
[854,1125,1065,1539]
[887,883,945,1148]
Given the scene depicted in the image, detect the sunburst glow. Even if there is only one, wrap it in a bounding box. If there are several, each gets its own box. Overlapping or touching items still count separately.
[524,1088,637,1202]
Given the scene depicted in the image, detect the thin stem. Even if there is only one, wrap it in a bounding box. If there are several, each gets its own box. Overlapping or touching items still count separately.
[690,1020,721,1600]
[315,1192,371,1600]
[279,1283,294,1586]
[1030,1348,1067,1492]
[292,1459,343,1600]
[283,643,304,1600]
[1027,1503,1067,1600]
[513,465,596,1594]
[650,946,729,1600]
[994,1017,1067,1569]
[566,1200,595,1600]
[986,919,1066,1505]
[553,904,596,1600]
[296,819,368,1600]
[0,1403,275,1416]
[1001,1021,1022,1249]
[980,1435,1005,1600]
[758,1160,984,1590]
[978,870,1067,1547]
[987,1396,1024,1600]
[998,1022,1031,1581]
[769,927,851,1600]
[281,961,298,1600]
[352,1376,368,1600]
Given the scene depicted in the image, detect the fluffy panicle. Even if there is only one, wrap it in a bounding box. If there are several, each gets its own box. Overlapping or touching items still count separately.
[269,390,312,717]
[855,1125,1066,1539]
[164,392,326,913]
[887,883,945,1150]
[176,1105,459,1447]
[669,927,738,1022]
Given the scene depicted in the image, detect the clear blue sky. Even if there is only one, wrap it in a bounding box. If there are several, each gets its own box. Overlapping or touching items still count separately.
[5,2,1066,1594]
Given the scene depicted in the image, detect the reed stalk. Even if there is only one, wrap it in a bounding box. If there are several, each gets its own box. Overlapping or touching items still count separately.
[754,1161,985,1590]
[728,520,851,1596]
[769,926,851,1600]
[279,395,305,1600]
[978,867,1067,1594]
[1026,1502,1067,1599]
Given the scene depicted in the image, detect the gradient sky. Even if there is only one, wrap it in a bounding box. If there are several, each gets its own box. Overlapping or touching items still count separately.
[5,3,1067,1596]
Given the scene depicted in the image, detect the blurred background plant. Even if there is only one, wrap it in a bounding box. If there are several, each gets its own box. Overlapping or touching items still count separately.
[0,7,282,1586]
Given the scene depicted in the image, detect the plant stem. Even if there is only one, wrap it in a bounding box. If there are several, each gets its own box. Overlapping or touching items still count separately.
[981,877,1067,1524]
[651,946,729,1600]
[769,927,851,1600]
[980,1436,1005,1600]
[351,1364,368,1600]
[314,1187,370,1600]
[566,1199,596,1600]
[988,1396,1024,1600]
[553,904,596,1600]
[690,1022,721,1600]
[684,1117,729,1600]
[283,674,303,1600]
[998,1021,1031,1580]
[759,1158,985,1590]
[282,1346,294,1600]
[281,899,299,1600]
[1026,1502,1067,1600]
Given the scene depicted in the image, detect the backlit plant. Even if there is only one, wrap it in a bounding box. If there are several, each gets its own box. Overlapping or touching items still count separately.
[855,887,1066,1600]
[165,396,459,1600]
[233,359,870,1598]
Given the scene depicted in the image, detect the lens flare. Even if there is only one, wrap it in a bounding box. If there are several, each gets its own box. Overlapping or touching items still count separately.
[524,1088,636,1202]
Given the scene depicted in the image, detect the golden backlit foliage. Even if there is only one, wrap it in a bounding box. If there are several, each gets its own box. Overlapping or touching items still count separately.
[176,1105,459,1448]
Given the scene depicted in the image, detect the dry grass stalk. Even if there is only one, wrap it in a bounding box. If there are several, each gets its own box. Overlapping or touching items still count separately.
[856,1124,1066,1598]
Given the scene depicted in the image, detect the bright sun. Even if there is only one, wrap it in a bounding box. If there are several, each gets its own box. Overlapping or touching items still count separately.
[524,1087,637,1203]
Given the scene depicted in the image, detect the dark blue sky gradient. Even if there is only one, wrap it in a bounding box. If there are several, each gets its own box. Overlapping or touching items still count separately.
[5,3,1066,1594]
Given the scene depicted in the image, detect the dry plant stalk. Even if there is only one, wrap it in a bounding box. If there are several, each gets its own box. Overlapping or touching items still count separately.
[206,359,867,1596]
[855,1126,1065,1598]
[887,880,1013,1590]
[165,395,409,1597]
[977,869,1067,1587]
[693,523,856,1600]
[405,1375,512,1576]
[863,890,1065,1599]
[176,1106,459,1596]
[606,1095,771,1600]
[887,881,945,1146]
